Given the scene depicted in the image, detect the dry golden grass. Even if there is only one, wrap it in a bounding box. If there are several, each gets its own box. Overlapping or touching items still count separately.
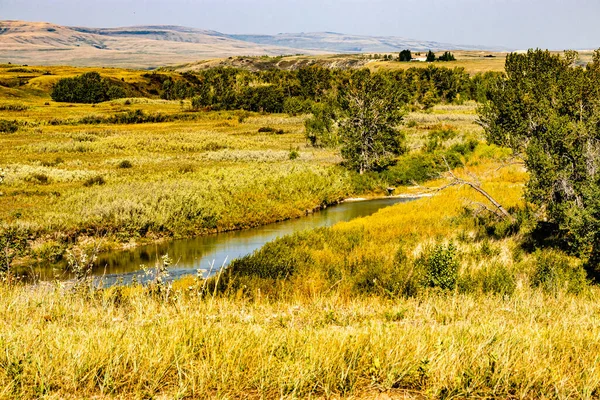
[2,83,597,397]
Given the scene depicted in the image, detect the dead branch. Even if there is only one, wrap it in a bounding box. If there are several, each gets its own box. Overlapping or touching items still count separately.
[441,157,516,223]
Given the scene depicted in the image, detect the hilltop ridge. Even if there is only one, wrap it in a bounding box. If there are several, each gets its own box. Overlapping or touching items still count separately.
[0,20,506,68]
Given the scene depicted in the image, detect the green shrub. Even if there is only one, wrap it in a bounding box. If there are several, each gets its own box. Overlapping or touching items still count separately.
[0,104,29,111]
[289,148,299,160]
[480,264,516,296]
[227,234,307,280]
[117,160,133,169]
[449,139,478,156]
[0,119,19,134]
[0,225,29,275]
[532,250,587,294]
[419,242,460,290]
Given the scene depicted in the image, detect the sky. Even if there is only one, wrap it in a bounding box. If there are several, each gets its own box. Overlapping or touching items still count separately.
[2,0,599,50]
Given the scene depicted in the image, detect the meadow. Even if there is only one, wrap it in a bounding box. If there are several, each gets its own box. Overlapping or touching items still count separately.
[1,60,598,399]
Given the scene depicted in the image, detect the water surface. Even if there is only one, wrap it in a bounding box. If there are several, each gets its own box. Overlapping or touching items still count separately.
[34,197,416,285]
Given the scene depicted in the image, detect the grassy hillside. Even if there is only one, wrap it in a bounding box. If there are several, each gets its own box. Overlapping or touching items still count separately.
[0,21,311,68]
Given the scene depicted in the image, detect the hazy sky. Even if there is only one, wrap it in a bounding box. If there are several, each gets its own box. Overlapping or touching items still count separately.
[2,0,599,50]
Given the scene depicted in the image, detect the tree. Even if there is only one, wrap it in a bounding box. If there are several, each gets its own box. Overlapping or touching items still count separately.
[438,51,456,62]
[479,49,600,274]
[305,102,337,147]
[51,72,126,103]
[399,49,412,62]
[426,50,436,62]
[338,70,407,174]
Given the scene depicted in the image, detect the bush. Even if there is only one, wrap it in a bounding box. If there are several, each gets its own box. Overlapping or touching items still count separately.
[418,242,460,290]
[26,173,50,185]
[480,264,517,296]
[532,250,587,294]
[0,119,19,134]
[258,126,284,134]
[83,175,106,187]
[0,104,29,111]
[117,160,133,169]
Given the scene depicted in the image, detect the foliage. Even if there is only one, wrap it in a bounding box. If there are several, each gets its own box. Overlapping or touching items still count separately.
[426,50,436,62]
[418,242,460,290]
[117,160,133,169]
[51,72,127,103]
[338,70,407,173]
[399,49,413,62]
[479,49,600,274]
[532,249,587,294]
[83,175,106,187]
[0,119,19,134]
[0,226,28,277]
[438,51,456,62]
[304,102,338,147]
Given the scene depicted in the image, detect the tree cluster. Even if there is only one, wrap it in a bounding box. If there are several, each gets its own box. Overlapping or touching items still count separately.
[479,49,600,274]
[151,65,501,114]
[51,72,127,103]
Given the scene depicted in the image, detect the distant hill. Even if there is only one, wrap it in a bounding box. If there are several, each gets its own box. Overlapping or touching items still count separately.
[0,20,506,68]
[230,32,506,53]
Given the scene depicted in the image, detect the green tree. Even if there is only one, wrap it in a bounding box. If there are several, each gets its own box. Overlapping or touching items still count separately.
[304,102,337,147]
[438,51,456,61]
[399,49,412,62]
[338,70,407,173]
[479,49,600,275]
[51,72,125,103]
[426,50,436,62]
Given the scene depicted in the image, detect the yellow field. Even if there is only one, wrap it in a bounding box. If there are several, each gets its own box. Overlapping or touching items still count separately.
[1,62,597,399]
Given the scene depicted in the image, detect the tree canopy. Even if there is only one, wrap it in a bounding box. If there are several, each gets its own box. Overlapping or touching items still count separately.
[51,72,126,103]
[479,49,600,274]
[337,70,407,174]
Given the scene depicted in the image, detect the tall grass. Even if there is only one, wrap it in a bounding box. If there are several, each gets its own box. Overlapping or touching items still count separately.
[1,282,598,399]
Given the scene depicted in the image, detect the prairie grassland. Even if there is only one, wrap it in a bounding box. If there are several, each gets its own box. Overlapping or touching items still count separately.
[0,62,482,264]
[0,90,351,260]
[0,157,597,399]
[3,65,596,399]
[1,282,599,399]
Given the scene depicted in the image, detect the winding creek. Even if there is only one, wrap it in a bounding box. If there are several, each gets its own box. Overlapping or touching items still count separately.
[32,197,418,285]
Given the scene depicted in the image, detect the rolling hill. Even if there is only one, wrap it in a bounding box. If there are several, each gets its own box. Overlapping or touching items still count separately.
[0,20,506,68]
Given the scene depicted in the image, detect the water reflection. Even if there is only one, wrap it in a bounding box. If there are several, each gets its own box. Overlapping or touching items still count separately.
[31,197,417,285]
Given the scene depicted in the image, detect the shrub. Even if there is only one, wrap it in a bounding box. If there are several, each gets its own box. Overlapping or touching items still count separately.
[0,104,29,111]
[26,173,50,185]
[178,164,195,174]
[418,242,460,290]
[0,225,29,276]
[532,250,587,294]
[40,157,64,167]
[258,126,284,135]
[83,175,106,187]
[289,148,299,160]
[117,160,133,169]
[0,119,19,134]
